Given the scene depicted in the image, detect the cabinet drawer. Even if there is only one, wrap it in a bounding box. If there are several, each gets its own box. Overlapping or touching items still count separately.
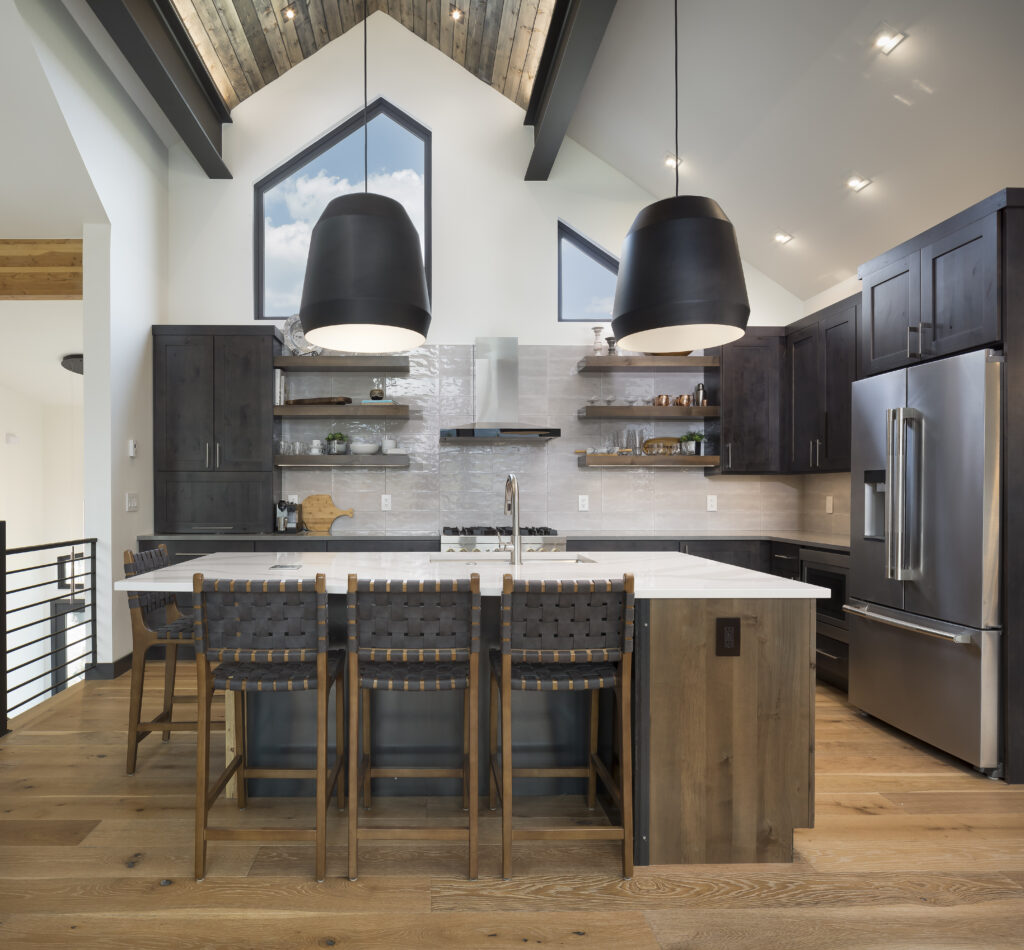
[816,632,849,691]
[155,472,273,534]
[770,542,800,578]
[141,539,255,563]
[684,540,770,572]
[326,539,440,552]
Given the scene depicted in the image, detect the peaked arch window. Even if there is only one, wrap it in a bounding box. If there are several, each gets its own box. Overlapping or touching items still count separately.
[255,99,431,320]
[557,221,619,322]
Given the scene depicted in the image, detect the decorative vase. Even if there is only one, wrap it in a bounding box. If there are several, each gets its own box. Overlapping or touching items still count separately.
[591,326,605,355]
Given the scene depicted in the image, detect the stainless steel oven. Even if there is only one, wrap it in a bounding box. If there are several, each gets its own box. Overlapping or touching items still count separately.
[800,548,850,689]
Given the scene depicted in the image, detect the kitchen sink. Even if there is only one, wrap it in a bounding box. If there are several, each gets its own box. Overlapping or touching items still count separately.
[429,551,595,564]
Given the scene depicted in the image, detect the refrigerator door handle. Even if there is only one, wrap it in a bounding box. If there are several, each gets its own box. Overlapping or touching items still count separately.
[842,603,974,644]
[899,407,923,581]
[885,408,898,580]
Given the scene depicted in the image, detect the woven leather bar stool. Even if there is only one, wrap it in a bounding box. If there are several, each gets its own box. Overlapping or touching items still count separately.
[346,574,481,881]
[490,574,635,878]
[124,545,223,774]
[192,573,344,882]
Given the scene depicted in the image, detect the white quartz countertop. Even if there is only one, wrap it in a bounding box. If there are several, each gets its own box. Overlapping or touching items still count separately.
[115,550,828,600]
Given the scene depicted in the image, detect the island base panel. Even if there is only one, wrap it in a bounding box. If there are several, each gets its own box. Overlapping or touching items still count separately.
[647,598,815,864]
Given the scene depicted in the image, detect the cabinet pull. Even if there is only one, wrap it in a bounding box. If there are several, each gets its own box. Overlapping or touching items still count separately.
[816,438,822,468]
[215,442,221,470]
[907,324,922,359]
[727,443,733,470]
[205,442,210,469]
[773,553,797,560]
[917,322,933,358]
[809,440,814,468]
[816,648,843,662]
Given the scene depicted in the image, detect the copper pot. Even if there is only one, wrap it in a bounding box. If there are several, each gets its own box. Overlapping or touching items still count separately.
[653,394,672,406]
[675,394,692,406]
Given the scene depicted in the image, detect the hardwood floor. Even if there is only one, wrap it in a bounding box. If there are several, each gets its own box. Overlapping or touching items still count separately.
[0,670,1021,948]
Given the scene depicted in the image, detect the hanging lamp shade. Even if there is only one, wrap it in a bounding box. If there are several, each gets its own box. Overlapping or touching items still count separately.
[611,195,749,353]
[299,192,431,353]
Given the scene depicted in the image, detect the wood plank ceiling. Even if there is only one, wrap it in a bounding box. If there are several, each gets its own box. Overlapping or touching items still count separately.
[0,240,83,300]
[170,1,557,112]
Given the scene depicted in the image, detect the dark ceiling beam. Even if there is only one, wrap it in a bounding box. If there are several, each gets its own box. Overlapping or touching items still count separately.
[523,0,617,182]
[84,0,232,179]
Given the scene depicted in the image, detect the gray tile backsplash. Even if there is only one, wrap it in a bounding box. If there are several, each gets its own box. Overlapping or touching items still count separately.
[280,344,849,539]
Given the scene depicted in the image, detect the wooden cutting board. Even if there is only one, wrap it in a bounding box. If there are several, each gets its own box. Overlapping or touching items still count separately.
[301,494,354,534]
[285,396,352,405]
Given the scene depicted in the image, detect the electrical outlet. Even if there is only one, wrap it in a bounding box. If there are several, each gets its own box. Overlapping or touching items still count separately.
[125,492,139,513]
[381,494,392,511]
[825,494,834,514]
[286,494,298,504]
[706,494,718,512]
[578,494,589,512]
[716,617,741,656]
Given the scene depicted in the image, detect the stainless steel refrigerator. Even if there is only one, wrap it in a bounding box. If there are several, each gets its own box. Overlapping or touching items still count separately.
[847,347,1002,772]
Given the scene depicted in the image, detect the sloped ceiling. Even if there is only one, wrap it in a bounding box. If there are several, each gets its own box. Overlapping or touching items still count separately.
[170,0,556,111]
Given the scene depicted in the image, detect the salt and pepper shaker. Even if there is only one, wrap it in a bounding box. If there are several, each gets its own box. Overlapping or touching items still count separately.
[694,382,706,407]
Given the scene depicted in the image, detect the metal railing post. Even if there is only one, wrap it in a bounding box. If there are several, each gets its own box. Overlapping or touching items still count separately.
[89,540,97,671]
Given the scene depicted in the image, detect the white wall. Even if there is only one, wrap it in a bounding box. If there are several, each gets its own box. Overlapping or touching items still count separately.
[17,0,168,665]
[803,275,862,317]
[168,12,802,341]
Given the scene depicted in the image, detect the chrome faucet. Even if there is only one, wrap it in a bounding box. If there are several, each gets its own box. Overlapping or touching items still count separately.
[504,473,521,565]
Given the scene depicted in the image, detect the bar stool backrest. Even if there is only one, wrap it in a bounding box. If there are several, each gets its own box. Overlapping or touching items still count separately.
[347,576,481,660]
[192,575,328,662]
[124,545,177,627]
[501,576,635,662]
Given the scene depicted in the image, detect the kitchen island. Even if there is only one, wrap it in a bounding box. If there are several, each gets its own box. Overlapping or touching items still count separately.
[117,550,826,865]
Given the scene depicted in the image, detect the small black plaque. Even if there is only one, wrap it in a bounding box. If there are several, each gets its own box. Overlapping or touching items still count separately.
[716,617,741,656]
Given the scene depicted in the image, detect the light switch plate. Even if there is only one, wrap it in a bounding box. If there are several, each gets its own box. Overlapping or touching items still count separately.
[381,494,392,511]
[125,492,139,513]
[286,494,299,504]
[578,494,589,512]
[706,494,718,512]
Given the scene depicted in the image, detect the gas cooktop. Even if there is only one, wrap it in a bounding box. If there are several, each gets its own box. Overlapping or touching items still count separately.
[442,526,557,536]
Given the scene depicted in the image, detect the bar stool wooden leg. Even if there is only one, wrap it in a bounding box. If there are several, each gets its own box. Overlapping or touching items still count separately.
[587,689,599,809]
[347,654,359,881]
[501,654,512,880]
[161,643,178,742]
[361,689,372,809]
[335,669,345,811]
[488,668,499,811]
[194,660,212,881]
[462,687,470,810]
[126,646,148,775]
[468,653,479,879]
[234,692,247,809]
[620,656,633,879]
[315,655,328,883]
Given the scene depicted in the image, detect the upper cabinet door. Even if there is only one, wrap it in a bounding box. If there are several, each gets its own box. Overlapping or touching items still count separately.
[819,298,857,472]
[720,332,784,473]
[213,335,273,472]
[786,326,820,473]
[920,215,1000,359]
[153,334,214,471]
[859,252,921,377]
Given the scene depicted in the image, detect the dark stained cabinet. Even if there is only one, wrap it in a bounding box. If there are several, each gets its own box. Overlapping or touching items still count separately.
[785,295,856,473]
[708,328,784,474]
[858,205,1003,378]
[153,326,277,533]
[683,540,769,573]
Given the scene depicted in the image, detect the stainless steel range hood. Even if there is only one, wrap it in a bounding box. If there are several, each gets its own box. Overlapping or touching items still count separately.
[440,337,560,442]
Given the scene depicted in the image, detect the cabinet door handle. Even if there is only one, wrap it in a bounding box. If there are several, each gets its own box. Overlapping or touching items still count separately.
[816,438,822,468]
[907,324,922,359]
[809,440,814,468]
[727,443,733,470]
[205,442,210,469]
[215,443,221,469]
[917,322,933,357]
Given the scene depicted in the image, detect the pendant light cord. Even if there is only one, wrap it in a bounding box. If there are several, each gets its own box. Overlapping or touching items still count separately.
[674,0,679,197]
[363,0,368,193]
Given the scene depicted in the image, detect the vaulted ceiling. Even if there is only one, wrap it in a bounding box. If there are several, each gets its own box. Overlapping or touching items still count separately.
[169,0,557,111]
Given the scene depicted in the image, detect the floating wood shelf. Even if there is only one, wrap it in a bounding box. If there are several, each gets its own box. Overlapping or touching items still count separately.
[578,405,720,420]
[274,454,410,468]
[576,355,719,372]
[439,436,555,445]
[577,454,719,468]
[274,404,410,419]
[274,356,409,373]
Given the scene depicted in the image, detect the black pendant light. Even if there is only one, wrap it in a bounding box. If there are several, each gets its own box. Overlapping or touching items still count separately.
[299,1,430,353]
[611,0,749,354]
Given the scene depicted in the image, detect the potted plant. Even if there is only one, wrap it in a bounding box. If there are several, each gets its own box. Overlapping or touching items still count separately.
[680,431,704,456]
[325,431,349,455]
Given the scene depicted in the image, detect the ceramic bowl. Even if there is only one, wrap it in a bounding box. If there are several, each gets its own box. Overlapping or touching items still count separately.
[349,442,380,455]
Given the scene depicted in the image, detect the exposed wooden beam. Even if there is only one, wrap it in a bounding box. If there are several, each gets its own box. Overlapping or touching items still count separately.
[523,0,616,181]
[84,0,232,180]
[0,241,83,300]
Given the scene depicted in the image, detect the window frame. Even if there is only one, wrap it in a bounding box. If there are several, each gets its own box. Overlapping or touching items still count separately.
[556,220,620,323]
[253,97,432,321]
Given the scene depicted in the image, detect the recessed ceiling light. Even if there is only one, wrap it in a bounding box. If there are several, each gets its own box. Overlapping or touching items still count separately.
[283,5,296,20]
[874,28,906,55]
[847,175,872,193]
[774,231,793,245]
[664,154,681,168]
[450,4,463,20]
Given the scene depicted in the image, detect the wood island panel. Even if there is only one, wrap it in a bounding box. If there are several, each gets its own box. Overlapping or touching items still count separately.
[647,598,815,864]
